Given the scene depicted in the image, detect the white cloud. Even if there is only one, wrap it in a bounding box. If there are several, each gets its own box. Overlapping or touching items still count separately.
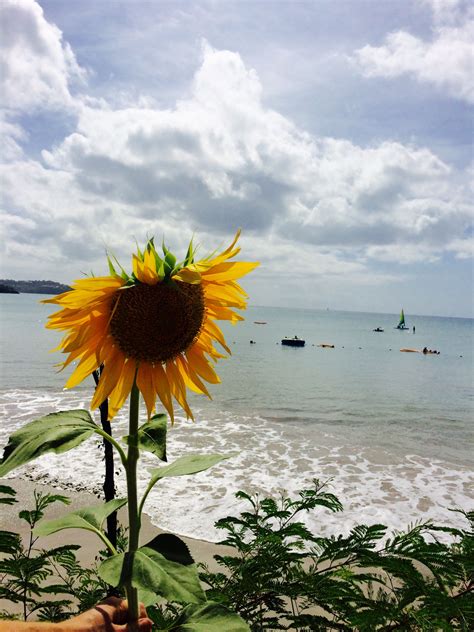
[37,44,471,259]
[0,116,26,161]
[420,0,469,25]
[0,0,86,113]
[352,1,474,103]
[445,236,474,259]
[1,42,472,286]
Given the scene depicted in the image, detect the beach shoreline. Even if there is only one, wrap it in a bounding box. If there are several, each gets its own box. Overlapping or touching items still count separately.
[0,476,230,572]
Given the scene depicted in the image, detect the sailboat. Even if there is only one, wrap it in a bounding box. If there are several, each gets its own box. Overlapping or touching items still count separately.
[395,308,409,330]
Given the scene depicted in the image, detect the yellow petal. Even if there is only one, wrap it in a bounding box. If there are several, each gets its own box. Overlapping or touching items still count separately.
[176,355,211,398]
[91,348,126,409]
[107,359,137,419]
[151,363,174,423]
[201,261,259,282]
[202,318,231,354]
[172,267,202,284]
[132,253,159,285]
[186,346,220,384]
[65,352,100,389]
[136,363,156,419]
[166,361,194,420]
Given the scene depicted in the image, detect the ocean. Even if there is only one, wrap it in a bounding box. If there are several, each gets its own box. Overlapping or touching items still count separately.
[0,294,472,541]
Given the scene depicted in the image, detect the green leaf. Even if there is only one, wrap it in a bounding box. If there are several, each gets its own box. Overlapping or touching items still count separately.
[98,547,205,605]
[176,602,251,631]
[123,414,167,461]
[148,454,235,490]
[0,530,21,555]
[144,533,194,566]
[0,485,17,505]
[0,410,97,477]
[34,498,127,537]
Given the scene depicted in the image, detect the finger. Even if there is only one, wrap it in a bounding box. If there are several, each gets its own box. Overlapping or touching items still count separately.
[113,598,129,624]
[113,620,153,632]
[98,596,127,623]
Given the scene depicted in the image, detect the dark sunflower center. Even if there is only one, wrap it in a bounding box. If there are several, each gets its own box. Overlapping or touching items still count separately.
[109,282,205,363]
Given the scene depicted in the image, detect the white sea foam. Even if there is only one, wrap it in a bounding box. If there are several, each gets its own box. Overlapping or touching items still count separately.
[0,389,472,542]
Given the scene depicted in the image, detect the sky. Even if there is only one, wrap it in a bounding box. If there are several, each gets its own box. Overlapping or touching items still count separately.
[0,0,472,317]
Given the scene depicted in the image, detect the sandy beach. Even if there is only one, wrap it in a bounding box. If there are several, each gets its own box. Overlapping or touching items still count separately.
[0,476,231,612]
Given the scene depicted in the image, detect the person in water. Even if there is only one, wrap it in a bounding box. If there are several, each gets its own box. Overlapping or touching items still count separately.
[413,325,415,334]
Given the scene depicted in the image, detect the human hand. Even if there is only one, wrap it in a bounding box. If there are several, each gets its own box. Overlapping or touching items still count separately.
[66,597,152,632]
[0,597,153,632]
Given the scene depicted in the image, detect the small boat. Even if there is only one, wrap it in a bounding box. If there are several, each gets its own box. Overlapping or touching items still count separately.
[395,309,409,330]
[281,336,305,347]
[318,343,335,348]
[373,327,384,332]
[254,321,267,325]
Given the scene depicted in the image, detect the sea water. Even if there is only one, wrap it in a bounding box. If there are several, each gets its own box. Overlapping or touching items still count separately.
[0,294,472,541]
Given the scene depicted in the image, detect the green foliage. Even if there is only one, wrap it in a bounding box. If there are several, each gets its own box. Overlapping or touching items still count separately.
[0,484,17,506]
[34,498,128,545]
[2,482,472,630]
[0,410,97,477]
[0,487,115,621]
[0,487,79,621]
[98,546,206,606]
[144,534,194,567]
[200,480,474,631]
[147,601,251,631]
[147,453,236,488]
[124,413,168,461]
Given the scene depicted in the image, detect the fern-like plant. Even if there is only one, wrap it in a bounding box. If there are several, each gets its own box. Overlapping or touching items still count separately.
[200,480,474,631]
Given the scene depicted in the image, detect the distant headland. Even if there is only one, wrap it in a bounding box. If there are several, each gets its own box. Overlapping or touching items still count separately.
[0,279,71,295]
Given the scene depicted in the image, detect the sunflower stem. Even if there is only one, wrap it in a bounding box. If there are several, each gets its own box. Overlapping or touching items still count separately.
[125,378,140,624]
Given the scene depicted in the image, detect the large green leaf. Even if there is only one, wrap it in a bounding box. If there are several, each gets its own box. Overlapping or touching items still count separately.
[123,414,167,461]
[0,410,97,477]
[98,546,205,605]
[34,498,127,537]
[175,602,251,631]
[144,533,194,566]
[148,454,235,489]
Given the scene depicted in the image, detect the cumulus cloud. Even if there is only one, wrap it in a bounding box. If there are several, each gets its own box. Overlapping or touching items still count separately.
[0,115,26,161]
[0,0,86,113]
[35,43,471,261]
[352,0,474,103]
[1,39,472,287]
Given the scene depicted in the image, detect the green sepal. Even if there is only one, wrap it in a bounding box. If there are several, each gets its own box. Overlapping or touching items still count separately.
[98,547,205,605]
[183,236,195,266]
[0,410,97,477]
[135,239,144,261]
[107,254,117,277]
[123,414,167,462]
[163,241,177,270]
[144,533,194,566]
[174,601,251,631]
[33,498,127,537]
[147,453,235,490]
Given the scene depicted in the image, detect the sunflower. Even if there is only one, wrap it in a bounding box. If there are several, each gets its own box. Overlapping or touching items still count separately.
[44,231,258,421]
